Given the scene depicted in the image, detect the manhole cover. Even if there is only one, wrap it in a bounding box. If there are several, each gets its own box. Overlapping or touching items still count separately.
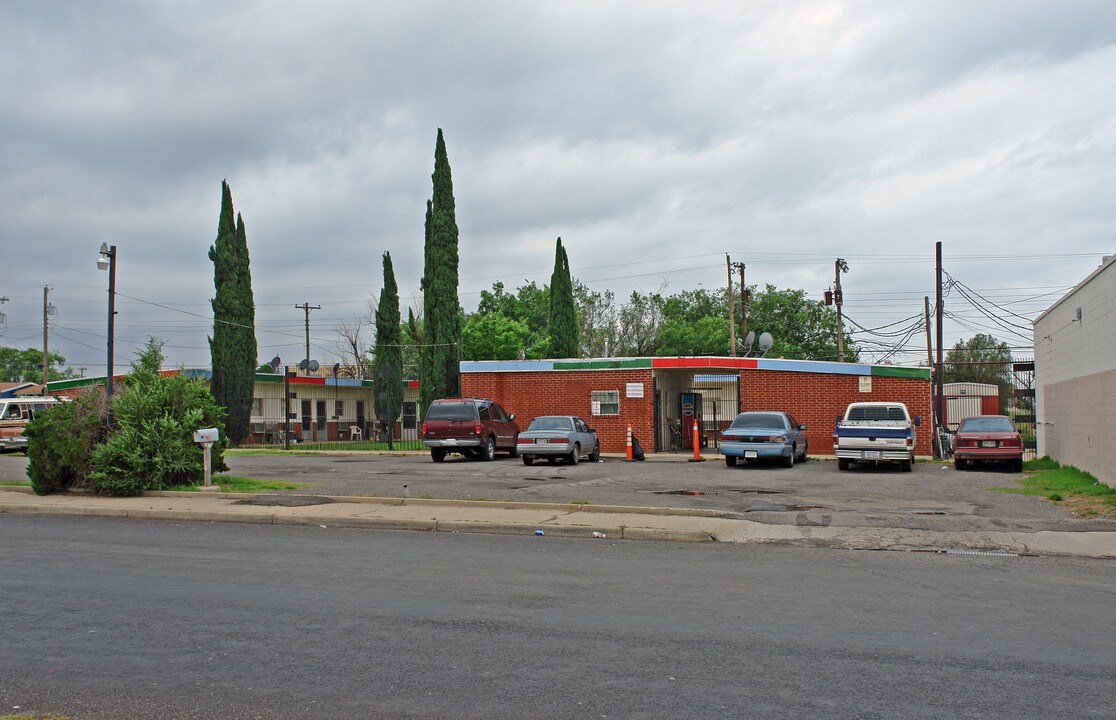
[233,495,335,507]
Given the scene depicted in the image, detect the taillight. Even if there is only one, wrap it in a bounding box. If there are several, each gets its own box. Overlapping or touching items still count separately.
[548,437,569,444]
[1002,436,1022,448]
[906,435,913,447]
[517,437,533,445]
[766,435,787,443]
[473,422,482,436]
[421,422,427,435]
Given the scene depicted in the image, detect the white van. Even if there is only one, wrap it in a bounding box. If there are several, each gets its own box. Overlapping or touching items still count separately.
[0,396,62,452]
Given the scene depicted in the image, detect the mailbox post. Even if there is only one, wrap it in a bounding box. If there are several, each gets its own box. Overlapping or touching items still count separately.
[193,427,219,488]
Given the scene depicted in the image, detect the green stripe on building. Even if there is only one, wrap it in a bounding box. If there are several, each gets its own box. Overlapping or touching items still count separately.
[871,365,931,380]
[552,358,653,370]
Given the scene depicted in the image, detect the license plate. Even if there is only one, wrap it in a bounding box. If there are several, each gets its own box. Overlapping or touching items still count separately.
[535,438,547,444]
[982,440,997,448]
[444,438,457,446]
[744,451,757,459]
[863,451,881,460]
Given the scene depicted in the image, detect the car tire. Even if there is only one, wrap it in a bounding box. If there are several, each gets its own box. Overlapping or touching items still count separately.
[725,455,737,467]
[901,458,913,472]
[783,447,795,468]
[481,436,496,462]
[954,458,964,471]
[568,443,580,465]
[1014,459,1024,473]
[508,437,519,459]
[522,455,534,466]
[431,448,446,463]
[838,458,849,471]
[588,442,600,463]
[801,442,808,462]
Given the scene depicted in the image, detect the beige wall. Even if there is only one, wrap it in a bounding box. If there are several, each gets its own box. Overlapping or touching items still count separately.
[1034,256,1116,487]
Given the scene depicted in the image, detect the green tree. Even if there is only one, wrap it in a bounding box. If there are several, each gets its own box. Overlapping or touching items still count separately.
[616,289,666,356]
[419,130,463,417]
[371,252,403,449]
[574,282,617,358]
[461,313,531,360]
[472,280,550,358]
[548,237,579,358]
[0,347,74,383]
[90,338,228,496]
[943,333,1013,411]
[208,180,257,446]
[745,285,857,361]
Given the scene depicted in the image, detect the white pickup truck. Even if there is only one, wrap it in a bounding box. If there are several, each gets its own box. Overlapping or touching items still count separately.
[833,402,920,472]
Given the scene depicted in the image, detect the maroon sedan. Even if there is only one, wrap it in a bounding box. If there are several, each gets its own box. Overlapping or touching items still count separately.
[953,415,1024,472]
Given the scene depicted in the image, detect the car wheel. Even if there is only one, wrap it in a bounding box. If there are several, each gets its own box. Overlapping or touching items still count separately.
[481,436,496,461]
[954,458,964,471]
[431,449,446,463]
[725,455,737,467]
[508,437,519,459]
[800,442,808,462]
[588,442,600,463]
[783,447,795,468]
[901,458,913,472]
[568,443,580,465]
[838,458,849,471]
[1014,459,1024,473]
[522,455,534,466]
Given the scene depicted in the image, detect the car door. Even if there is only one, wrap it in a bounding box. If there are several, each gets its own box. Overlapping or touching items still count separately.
[786,414,806,451]
[573,417,595,454]
[491,403,517,448]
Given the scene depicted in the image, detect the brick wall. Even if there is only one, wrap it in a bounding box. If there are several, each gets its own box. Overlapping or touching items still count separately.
[461,370,654,454]
[739,370,933,457]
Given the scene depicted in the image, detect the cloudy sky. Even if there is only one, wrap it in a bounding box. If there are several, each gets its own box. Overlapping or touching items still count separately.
[2,0,1113,374]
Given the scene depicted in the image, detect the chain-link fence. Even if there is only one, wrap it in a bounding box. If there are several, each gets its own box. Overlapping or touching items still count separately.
[936,359,1036,460]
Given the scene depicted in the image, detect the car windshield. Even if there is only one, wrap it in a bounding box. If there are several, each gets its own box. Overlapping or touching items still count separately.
[730,413,785,430]
[528,417,573,432]
[959,417,1014,433]
[425,401,474,421]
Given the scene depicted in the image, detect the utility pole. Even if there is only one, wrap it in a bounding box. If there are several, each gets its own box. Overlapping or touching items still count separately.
[42,286,49,392]
[726,255,736,356]
[294,302,320,373]
[834,259,848,362]
[733,262,748,347]
[924,296,933,369]
[935,242,944,436]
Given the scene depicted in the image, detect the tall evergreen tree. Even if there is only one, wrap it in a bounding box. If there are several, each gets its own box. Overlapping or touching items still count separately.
[372,252,403,449]
[419,129,462,416]
[548,237,579,358]
[208,181,257,445]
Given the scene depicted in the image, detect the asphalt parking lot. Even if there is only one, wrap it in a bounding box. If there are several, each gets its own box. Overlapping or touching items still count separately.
[3,450,1110,534]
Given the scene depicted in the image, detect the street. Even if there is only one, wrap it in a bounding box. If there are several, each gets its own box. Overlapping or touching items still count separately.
[2,515,1114,719]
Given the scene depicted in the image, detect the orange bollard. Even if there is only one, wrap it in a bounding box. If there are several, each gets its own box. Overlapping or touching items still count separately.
[688,419,705,462]
[626,425,633,461]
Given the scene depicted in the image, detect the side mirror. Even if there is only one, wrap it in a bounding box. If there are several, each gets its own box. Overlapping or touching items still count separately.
[799,424,807,431]
[508,413,515,421]
[835,415,842,425]
[913,415,921,426]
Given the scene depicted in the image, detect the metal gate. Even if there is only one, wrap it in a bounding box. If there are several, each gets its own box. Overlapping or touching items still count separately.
[653,372,740,453]
[938,359,1036,460]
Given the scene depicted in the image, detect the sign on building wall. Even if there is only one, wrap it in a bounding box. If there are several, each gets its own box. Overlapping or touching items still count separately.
[859,376,872,393]
[626,382,644,398]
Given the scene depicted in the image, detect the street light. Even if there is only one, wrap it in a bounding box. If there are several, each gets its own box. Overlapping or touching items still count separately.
[97,242,117,423]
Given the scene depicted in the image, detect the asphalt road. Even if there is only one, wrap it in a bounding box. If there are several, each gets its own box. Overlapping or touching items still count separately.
[2,516,1114,719]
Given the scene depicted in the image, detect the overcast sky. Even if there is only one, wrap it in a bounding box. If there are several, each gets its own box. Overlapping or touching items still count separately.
[2,0,1113,374]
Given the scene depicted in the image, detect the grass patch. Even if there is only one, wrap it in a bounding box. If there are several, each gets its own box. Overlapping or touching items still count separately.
[226,441,425,454]
[168,475,304,493]
[0,480,31,486]
[991,457,1116,519]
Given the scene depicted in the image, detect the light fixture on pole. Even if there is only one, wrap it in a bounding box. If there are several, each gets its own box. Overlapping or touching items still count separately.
[97,242,117,423]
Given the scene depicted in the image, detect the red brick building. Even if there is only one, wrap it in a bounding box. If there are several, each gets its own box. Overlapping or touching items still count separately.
[460,356,932,457]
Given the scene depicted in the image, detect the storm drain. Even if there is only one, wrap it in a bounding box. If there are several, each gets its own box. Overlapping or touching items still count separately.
[233,495,335,507]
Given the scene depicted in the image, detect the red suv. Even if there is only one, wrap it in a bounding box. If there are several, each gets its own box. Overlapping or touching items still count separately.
[421,398,520,462]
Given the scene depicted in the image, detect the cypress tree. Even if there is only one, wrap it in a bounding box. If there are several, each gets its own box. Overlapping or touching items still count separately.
[419,129,462,416]
[548,237,579,358]
[372,252,403,449]
[208,181,257,445]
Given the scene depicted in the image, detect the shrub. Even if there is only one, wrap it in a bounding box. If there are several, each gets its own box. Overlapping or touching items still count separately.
[88,339,228,496]
[25,388,106,495]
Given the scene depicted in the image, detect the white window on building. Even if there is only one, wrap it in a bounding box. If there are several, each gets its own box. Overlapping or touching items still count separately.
[590,390,620,416]
[335,400,344,419]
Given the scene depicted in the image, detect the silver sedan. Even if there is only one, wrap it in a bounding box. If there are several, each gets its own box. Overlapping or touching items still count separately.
[517,416,601,466]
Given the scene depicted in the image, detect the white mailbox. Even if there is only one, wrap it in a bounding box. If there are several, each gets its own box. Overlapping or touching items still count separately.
[193,427,219,444]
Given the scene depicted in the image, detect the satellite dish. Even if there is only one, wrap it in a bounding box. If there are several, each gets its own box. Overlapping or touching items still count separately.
[269,356,281,371]
[758,332,774,356]
[744,331,755,353]
[298,359,308,370]
[308,359,320,372]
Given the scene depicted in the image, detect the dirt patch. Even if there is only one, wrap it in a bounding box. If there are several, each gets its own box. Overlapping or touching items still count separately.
[1057,496,1116,520]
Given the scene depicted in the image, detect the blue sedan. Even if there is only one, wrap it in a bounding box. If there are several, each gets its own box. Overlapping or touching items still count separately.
[517,415,600,466]
[720,411,808,468]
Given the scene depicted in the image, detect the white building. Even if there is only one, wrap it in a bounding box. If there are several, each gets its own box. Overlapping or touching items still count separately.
[1034,255,1116,487]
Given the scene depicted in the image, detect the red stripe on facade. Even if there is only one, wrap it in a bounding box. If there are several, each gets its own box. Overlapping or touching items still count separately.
[651,357,758,370]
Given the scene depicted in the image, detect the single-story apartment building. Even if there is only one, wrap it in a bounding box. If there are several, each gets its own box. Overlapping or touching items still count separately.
[460,356,932,456]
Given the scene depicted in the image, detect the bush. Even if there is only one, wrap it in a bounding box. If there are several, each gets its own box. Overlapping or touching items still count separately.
[88,339,228,496]
[25,389,106,495]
